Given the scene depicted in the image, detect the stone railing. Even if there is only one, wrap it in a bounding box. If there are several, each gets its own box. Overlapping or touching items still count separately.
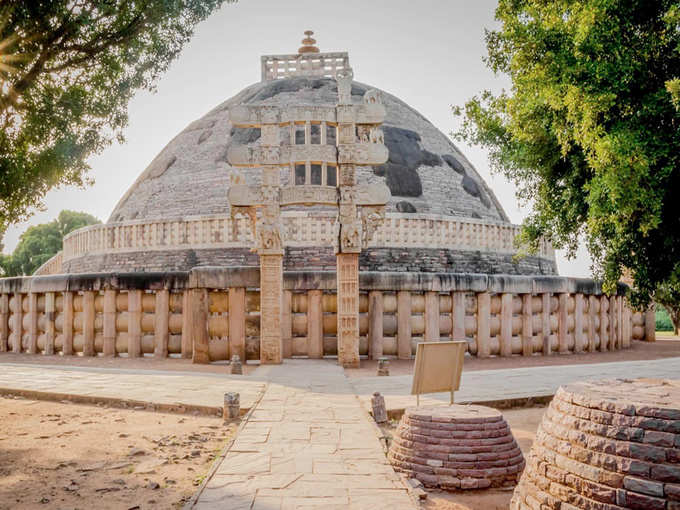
[58,213,554,267]
[261,51,350,81]
[0,269,653,364]
[33,251,63,276]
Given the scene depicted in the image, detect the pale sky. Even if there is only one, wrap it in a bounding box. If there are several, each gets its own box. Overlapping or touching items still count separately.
[4,0,592,277]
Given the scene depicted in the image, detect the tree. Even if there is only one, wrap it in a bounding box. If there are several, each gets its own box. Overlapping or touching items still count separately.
[656,274,680,335]
[0,0,233,240]
[454,0,680,307]
[0,210,100,276]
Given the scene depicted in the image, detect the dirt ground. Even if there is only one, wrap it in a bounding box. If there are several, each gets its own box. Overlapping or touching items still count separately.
[346,337,680,378]
[380,406,545,510]
[0,397,237,510]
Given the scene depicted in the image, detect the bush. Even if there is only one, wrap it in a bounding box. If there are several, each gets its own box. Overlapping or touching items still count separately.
[656,308,674,331]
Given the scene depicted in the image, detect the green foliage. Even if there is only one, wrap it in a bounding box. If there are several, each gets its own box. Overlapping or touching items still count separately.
[656,307,674,331]
[0,0,233,239]
[655,272,680,334]
[454,0,680,306]
[0,210,99,276]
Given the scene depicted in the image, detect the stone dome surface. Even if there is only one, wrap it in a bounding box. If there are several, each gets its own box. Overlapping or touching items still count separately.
[109,77,509,224]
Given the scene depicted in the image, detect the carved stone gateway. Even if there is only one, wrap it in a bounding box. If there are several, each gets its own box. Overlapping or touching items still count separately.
[227,34,389,366]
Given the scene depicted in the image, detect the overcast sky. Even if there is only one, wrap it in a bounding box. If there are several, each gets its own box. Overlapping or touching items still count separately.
[4,0,592,276]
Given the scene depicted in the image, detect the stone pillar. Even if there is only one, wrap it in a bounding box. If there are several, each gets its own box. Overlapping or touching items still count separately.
[557,293,568,353]
[588,295,597,352]
[62,292,74,355]
[397,291,412,359]
[476,292,490,358]
[644,306,656,342]
[82,291,95,356]
[128,290,142,358]
[599,295,609,351]
[44,292,55,356]
[424,291,439,342]
[368,290,383,359]
[0,294,8,352]
[307,289,324,359]
[281,290,293,358]
[574,294,584,354]
[452,291,466,341]
[180,290,192,359]
[500,293,513,357]
[259,254,283,364]
[154,289,169,358]
[103,290,117,357]
[609,295,617,350]
[337,253,360,368]
[541,293,551,355]
[622,300,631,348]
[228,287,246,362]
[521,294,533,357]
[191,288,210,364]
[617,295,624,349]
[27,292,38,354]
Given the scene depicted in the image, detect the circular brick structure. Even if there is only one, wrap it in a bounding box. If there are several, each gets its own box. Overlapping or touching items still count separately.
[387,404,525,490]
[511,378,680,510]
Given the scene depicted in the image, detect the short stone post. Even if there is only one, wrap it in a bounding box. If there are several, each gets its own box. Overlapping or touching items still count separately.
[223,392,240,421]
[377,357,390,376]
[644,305,656,342]
[230,354,243,375]
[476,292,490,358]
[103,290,117,357]
[397,291,412,359]
[368,290,384,359]
[371,392,388,424]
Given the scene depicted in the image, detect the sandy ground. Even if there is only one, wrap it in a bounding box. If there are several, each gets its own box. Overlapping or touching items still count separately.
[380,406,545,510]
[0,397,237,510]
[346,337,680,378]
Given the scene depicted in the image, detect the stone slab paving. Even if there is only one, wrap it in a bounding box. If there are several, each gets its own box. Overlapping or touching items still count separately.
[192,359,416,510]
[351,357,680,412]
[0,362,264,412]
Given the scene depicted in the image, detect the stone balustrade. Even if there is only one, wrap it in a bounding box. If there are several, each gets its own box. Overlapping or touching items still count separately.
[33,251,63,277]
[0,269,653,364]
[57,213,554,268]
[261,51,350,81]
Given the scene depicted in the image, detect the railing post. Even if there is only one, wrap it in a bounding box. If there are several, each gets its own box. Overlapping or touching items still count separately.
[500,293,513,357]
[368,290,384,359]
[588,295,596,352]
[541,293,551,356]
[191,288,210,364]
[397,291,412,359]
[574,294,584,354]
[154,289,169,358]
[128,290,142,358]
[27,292,38,354]
[82,291,95,357]
[476,292,490,358]
[599,295,608,351]
[45,292,55,355]
[521,294,533,356]
[281,290,293,359]
[63,292,74,355]
[644,306,656,342]
[308,290,323,359]
[452,291,466,341]
[180,290,192,359]
[609,295,617,350]
[0,294,8,352]
[424,291,439,342]
[558,293,568,353]
[103,290,117,357]
[228,288,246,362]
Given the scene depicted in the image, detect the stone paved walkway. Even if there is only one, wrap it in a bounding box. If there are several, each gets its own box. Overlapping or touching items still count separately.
[0,363,264,413]
[351,357,680,412]
[191,360,416,510]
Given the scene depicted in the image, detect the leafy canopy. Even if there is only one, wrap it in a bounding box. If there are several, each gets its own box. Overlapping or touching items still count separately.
[1,210,100,276]
[0,0,232,239]
[454,0,680,306]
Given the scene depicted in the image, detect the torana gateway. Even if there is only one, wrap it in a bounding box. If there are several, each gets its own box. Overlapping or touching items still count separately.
[1,34,654,366]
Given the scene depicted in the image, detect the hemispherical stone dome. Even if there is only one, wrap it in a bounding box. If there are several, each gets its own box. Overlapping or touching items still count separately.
[109,77,509,223]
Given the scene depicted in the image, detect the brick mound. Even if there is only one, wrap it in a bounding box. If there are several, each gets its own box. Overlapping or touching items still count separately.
[387,404,525,490]
[511,378,680,510]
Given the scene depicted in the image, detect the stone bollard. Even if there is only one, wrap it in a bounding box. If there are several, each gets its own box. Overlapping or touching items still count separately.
[371,391,388,424]
[230,354,242,375]
[377,357,390,376]
[223,392,240,421]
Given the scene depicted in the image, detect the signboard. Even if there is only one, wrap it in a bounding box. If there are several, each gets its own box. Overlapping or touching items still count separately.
[411,341,467,405]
